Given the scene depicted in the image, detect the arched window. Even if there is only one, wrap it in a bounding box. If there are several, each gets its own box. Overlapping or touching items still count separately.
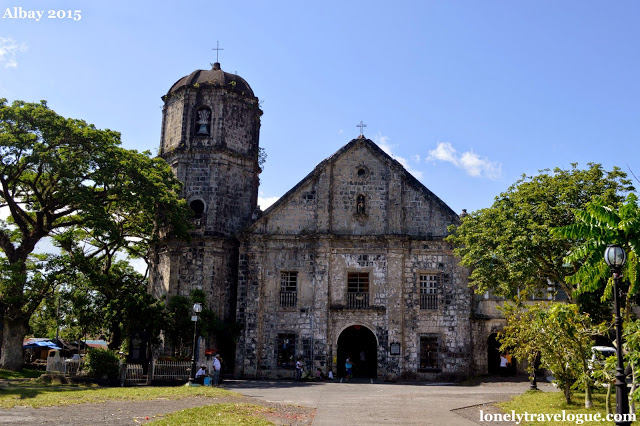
[190,199,205,219]
[356,195,366,215]
[195,107,211,135]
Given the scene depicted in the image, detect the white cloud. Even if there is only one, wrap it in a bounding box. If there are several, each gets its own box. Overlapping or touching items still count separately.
[427,142,502,180]
[338,129,344,135]
[258,196,279,210]
[428,142,458,164]
[374,132,423,179]
[0,37,27,68]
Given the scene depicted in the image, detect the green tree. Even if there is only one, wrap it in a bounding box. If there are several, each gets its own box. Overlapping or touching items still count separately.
[29,258,166,358]
[590,356,616,416]
[499,302,601,406]
[163,290,236,359]
[447,164,633,303]
[99,262,166,351]
[552,193,640,300]
[0,99,188,370]
[164,295,193,357]
[498,302,543,384]
[623,318,640,410]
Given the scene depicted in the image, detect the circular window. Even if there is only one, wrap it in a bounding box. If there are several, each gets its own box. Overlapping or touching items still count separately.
[190,199,205,218]
[355,166,369,179]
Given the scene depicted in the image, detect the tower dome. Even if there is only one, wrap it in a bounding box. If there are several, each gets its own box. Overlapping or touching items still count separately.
[165,62,255,98]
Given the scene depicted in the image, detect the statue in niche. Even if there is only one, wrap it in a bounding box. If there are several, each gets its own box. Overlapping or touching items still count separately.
[196,109,211,135]
[356,195,366,215]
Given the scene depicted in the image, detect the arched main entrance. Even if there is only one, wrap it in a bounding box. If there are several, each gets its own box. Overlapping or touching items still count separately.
[487,332,516,375]
[487,333,501,374]
[337,325,377,378]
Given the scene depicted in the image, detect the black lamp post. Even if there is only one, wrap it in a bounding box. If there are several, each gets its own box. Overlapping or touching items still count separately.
[187,302,203,386]
[530,354,539,390]
[604,244,631,426]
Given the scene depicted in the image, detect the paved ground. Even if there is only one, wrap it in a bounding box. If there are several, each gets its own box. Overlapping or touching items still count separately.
[225,378,556,425]
[0,377,554,425]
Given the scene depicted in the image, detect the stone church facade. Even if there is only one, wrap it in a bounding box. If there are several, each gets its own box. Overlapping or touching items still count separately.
[150,62,499,380]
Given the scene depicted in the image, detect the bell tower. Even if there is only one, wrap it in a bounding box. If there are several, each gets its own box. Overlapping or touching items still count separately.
[151,61,262,330]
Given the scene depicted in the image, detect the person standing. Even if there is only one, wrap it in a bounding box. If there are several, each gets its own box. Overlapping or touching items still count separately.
[499,354,508,376]
[505,352,513,375]
[296,357,303,381]
[213,354,222,386]
[345,357,353,381]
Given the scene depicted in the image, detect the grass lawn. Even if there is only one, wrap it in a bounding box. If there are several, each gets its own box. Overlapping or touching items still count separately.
[0,380,238,409]
[0,369,45,379]
[0,378,287,424]
[152,403,275,425]
[498,390,637,425]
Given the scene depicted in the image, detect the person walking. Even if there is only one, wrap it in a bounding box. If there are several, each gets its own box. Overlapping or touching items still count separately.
[213,354,222,386]
[345,357,353,381]
[296,357,303,381]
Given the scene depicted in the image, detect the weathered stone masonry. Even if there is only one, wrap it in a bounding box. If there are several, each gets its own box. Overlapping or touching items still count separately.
[150,61,499,380]
[150,63,262,360]
[235,139,474,380]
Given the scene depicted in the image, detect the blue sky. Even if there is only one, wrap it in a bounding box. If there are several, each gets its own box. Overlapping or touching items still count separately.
[1,0,639,215]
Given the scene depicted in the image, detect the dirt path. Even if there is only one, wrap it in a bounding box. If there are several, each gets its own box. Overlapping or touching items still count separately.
[0,393,315,425]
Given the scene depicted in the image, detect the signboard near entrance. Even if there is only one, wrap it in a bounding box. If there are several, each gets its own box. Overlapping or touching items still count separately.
[390,342,401,356]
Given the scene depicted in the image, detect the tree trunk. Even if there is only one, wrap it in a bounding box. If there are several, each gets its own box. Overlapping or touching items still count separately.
[108,326,122,351]
[630,365,636,415]
[606,382,612,416]
[0,315,29,371]
[581,357,592,408]
[584,382,592,408]
[564,381,571,403]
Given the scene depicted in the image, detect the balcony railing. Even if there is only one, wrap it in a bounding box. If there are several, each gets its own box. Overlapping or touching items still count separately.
[280,291,297,307]
[347,292,369,308]
[420,294,438,310]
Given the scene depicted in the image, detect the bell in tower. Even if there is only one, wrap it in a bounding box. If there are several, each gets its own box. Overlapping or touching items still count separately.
[196,109,211,135]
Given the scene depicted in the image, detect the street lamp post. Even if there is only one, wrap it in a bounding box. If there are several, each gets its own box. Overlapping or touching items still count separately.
[187,302,203,386]
[604,244,631,426]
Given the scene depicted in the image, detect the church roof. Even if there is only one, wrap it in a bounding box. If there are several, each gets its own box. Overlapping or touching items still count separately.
[166,62,255,97]
[255,137,460,226]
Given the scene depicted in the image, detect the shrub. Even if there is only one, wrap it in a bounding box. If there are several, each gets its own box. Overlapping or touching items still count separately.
[36,373,69,384]
[84,348,120,379]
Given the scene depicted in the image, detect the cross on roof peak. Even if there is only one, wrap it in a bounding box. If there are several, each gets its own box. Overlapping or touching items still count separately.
[356,121,367,137]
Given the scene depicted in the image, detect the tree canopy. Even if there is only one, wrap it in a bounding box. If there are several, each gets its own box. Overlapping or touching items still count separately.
[0,99,188,369]
[447,163,633,302]
[553,193,640,300]
[499,302,602,406]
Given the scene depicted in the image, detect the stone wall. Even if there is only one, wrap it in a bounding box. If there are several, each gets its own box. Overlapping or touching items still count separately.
[149,238,239,322]
[159,84,261,239]
[258,140,456,238]
[235,235,472,380]
[150,80,262,367]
